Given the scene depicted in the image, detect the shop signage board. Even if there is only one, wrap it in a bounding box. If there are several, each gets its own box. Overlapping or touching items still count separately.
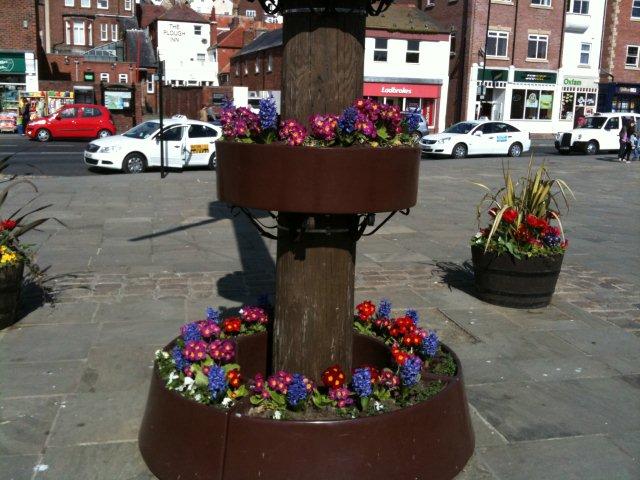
[617,86,639,94]
[478,69,508,82]
[0,52,26,74]
[84,72,95,81]
[363,82,440,98]
[514,71,557,84]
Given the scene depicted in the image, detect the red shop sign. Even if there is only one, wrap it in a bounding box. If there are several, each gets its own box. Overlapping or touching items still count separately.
[363,82,440,98]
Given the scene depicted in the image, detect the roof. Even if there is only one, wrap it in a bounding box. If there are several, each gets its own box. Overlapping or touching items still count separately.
[118,15,139,30]
[235,29,283,57]
[217,27,246,48]
[366,3,444,33]
[126,30,157,68]
[157,3,209,24]
[140,4,166,29]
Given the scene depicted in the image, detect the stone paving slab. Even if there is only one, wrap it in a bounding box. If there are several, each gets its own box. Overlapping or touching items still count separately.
[0,156,638,479]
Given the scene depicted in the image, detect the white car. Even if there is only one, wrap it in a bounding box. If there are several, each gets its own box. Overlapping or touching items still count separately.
[419,120,531,159]
[555,112,640,155]
[84,119,222,173]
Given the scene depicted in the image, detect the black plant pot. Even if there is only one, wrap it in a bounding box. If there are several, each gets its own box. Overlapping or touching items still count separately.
[0,261,24,330]
[471,245,564,309]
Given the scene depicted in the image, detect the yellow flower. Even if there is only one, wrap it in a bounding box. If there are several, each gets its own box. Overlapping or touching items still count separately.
[0,246,19,265]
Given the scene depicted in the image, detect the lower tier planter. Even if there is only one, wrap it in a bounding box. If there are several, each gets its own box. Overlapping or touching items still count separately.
[139,332,475,480]
[0,261,24,330]
[471,245,564,309]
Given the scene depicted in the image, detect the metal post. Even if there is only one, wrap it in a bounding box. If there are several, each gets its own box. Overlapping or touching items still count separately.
[479,0,493,116]
[158,59,166,179]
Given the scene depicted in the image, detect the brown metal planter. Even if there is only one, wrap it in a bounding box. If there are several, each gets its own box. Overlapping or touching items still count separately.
[139,333,475,480]
[0,261,24,330]
[471,245,564,309]
[216,142,420,214]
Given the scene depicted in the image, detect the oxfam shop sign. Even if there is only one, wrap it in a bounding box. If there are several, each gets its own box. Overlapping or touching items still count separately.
[0,52,26,74]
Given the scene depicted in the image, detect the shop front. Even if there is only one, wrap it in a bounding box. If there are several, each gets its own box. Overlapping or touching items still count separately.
[0,51,38,132]
[506,70,558,134]
[363,81,442,131]
[598,83,640,114]
[474,68,508,121]
[559,76,598,127]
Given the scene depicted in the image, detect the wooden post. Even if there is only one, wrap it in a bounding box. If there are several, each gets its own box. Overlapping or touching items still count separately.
[273,2,367,380]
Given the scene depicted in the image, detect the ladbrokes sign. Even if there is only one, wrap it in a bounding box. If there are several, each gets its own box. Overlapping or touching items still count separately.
[363,82,440,98]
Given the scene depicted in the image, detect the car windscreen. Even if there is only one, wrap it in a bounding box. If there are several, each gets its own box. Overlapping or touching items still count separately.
[123,121,160,139]
[579,117,607,129]
[443,122,476,134]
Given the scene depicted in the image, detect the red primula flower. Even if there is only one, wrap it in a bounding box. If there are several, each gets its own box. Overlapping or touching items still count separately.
[389,316,416,338]
[526,214,548,230]
[227,369,242,388]
[321,365,346,389]
[402,332,423,348]
[222,317,242,334]
[0,219,17,231]
[502,208,518,224]
[391,345,409,366]
[356,300,376,322]
[514,224,532,243]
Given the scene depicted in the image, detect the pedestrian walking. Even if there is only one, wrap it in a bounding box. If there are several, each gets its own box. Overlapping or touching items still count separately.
[631,130,639,161]
[20,100,30,135]
[617,120,632,163]
[199,104,208,122]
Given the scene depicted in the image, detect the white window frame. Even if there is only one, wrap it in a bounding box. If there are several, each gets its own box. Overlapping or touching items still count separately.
[625,45,640,67]
[527,34,548,60]
[194,25,202,35]
[100,73,110,82]
[100,24,108,41]
[267,54,273,72]
[579,42,591,65]
[373,38,388,62]
[65,21,71,44]
[632,0,640,19]
[88,23,93,46]
[146,78,155,93]
[569,0,589,14]
[97,0,108,9]
[531,0,551,5]
[487,30,509,58]
[111,23,118,41]
[124,0,132,11]
[406,40,420,63]
[65,0,75,6]
[118,73,128,83]
[245,9,256,17]
[81,0,91,7]
[73,20,86,46]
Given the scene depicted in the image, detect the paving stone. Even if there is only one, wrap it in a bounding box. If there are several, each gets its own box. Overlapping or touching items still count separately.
[34,442,154,480]
[609,431,640,463]
[0,397,61,455]
[468,377,640,442]
[96,320,182,347]
[0,361,85,399]
[479,435,640,480]
[18,303,99,326]
[77,345,155,393]
[0,454,40,480]
[93,297,185,324]
[47,389,147,447]
[0,324,99,363]
[469,406,508,448]
[511,355,621,382]
[453,454,498,480]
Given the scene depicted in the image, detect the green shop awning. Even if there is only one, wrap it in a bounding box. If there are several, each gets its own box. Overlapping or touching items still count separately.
[0,52,26,75]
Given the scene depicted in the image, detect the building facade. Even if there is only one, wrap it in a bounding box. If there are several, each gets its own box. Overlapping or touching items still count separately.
[599,0,640,113]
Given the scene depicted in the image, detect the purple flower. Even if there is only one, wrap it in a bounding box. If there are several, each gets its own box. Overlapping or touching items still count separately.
[400,355,423,387]
[208,365,228,399]
[198,319,221,339]
[338,106,358,134]
[352,368,372,397]
[221,96,234,110]
[542,233,562,248]
[171,345,190,371]
[286,374,310,407]
[405,110,421,133]
[259,96,278,130]
[180,322,202,342]
[378,298,392,319]
[240,306,269,324]
[329,387,354,408]
[355,113,377,139]
[206,307,221,324]
[405,309,419,325]
[421,331,440,358]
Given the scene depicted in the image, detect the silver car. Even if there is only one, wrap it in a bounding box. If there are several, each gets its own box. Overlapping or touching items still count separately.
[402,111,429,136]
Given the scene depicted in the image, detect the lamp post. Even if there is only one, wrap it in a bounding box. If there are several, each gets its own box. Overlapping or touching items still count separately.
[479,0,493,117]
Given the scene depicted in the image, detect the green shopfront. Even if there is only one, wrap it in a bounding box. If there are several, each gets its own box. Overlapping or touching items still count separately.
[0,51,38,114]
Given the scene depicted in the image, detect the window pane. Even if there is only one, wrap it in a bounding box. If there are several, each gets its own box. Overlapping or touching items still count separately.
[406,52,419,63]
[375,38,387,49]
[633,0,640,18]
[539,37,548,59]
[162,127,183,142]
[525,90,539,119]
[487,36,497,56]
[60,108,77,118]
[527,38,537,58]
[497,36,507,56]
[510,89,526,119]
[539,91,553,119]
[407,40,419,51]
[373,51,387,61]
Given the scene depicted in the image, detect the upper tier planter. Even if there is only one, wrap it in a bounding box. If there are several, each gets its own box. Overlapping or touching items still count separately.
[216,142,420,214]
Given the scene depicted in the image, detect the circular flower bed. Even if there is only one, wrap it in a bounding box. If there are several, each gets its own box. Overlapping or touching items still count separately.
[155,298,457,420]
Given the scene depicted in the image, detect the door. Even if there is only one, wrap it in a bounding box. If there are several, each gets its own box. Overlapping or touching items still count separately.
[185,124,220,166]
[53,106,79,137]
[490,122,515,154]
[150,125,185,168]
[76,106,101,137]
[603,116,620,150]
[468,123,499,154]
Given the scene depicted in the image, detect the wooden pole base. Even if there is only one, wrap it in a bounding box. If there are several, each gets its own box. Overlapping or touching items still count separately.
[273,214,357,379]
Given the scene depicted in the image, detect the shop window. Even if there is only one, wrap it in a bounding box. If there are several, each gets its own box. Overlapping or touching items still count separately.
[373,38,388,62]
[450,31,456,56]
[125,0,132,11]
[561,92,596,120]
[511,89,554,120]
[100,73,109,82]
[81,0,90,7]
[527,34,548,60]
[267,54,273,72]
[579,43,591,65]
[194,25,202,35]
[65,0,74,6]
[625,45,639,67]
[633,0,640,19]
[567,0,589,14]
[97,0,108,9]
[486,31,508,57]
[73,21,86,46]
[406,40,420,63]
[119,73,128,83]
[146,78,154,94]
[111,24,118,41]
[531,0,551,6]
[245,9,256,17]
[100,24,108,41]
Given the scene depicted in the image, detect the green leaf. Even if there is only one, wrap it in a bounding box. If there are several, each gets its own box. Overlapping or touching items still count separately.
[249,394,263,405]
[377,125,389,140]
[234,384,248,398]
[222,363,240,373]
[269,390,285,407]
[360,396,370,412]
[195,371,208,387]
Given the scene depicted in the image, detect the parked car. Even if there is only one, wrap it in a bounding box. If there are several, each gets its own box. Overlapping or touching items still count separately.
[401,111,429,136]
[555,112,640,155]
[419,120,531,159]
[84,118,222,173]
[26,104,115,142]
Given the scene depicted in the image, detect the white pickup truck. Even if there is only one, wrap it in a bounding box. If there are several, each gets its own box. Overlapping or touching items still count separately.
[555,112,640,155]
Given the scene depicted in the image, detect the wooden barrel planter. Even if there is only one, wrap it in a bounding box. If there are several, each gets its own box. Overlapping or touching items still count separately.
[139,333,475,480]
[0,261,24,330]
[216,142,420,214]
[471,245,564,309]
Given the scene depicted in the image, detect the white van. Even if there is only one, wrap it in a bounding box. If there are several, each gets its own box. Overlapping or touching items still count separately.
[555,112,640,155]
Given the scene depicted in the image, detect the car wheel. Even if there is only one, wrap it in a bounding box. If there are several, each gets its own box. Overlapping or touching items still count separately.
[508,142,523,157]
[97,129,112,138]
[208,151,216,170]
[451,143,467,159]
[36,129,51,142]
[584,141,599,155]
[123,152,147,174]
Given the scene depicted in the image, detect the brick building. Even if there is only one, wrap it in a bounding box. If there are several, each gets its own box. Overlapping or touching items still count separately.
[229,29,282,92]
[427,0,568,133]
[598,0,640,112]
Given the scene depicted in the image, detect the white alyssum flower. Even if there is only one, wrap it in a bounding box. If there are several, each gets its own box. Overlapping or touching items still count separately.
[178,376,195,392]
[221,397,233,408]
[273,410,282,420]
[373,401,384,412]
[194,394,202,402]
